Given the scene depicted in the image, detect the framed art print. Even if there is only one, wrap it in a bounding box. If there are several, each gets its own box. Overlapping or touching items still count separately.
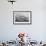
[13,11,32,25]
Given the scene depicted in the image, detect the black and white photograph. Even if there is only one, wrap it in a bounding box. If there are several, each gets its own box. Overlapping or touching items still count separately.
[13,11,32,25]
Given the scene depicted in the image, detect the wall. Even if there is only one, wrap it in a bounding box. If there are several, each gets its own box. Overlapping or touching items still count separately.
[0,0,46,41]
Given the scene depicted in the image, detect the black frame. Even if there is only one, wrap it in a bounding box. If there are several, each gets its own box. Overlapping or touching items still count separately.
[13,11,32,25]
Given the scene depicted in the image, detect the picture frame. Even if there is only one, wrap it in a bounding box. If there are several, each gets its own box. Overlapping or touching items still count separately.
[13,11,32,25]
